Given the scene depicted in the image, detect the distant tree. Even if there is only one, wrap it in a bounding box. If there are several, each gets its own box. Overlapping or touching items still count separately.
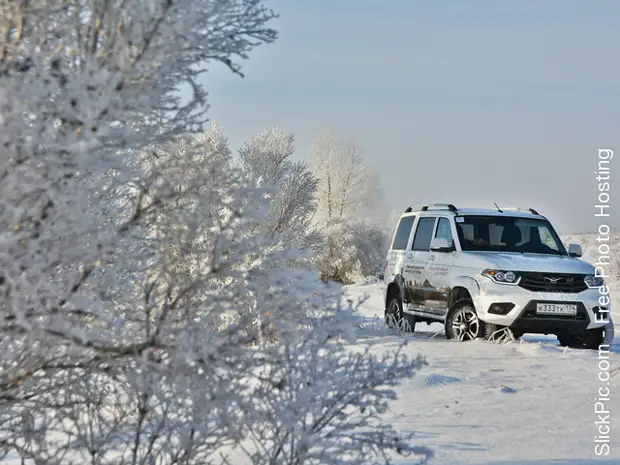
[238,126,321,253]
[315,218,389,284]
[309,131,382,221]
[308,131,390,283]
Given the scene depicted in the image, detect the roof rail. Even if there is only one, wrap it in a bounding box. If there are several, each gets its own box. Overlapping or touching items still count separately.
[501,207,541,216]
[404,205,426,213]
[429,203,458,212]
[405,203,458,213]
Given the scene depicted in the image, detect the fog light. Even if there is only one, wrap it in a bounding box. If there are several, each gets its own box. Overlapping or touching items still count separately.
[489,303,515,315]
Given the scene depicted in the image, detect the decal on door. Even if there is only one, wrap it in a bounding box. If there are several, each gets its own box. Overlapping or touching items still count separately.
[428,266,449,276]
[404,264,424,275]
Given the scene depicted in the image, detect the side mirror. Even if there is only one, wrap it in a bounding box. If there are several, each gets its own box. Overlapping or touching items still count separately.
[568,243,582,258]
[430,237,454,252]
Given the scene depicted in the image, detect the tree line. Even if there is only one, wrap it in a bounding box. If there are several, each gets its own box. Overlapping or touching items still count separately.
[180,123,393,285]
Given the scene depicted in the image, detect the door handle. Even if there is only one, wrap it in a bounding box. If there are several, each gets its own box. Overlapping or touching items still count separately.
[428,255,435,261]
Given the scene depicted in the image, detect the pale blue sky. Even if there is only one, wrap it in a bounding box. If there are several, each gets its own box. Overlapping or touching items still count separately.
[202,0,619,233]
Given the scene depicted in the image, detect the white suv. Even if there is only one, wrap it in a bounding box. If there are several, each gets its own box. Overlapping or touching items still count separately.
[383,203,614,349]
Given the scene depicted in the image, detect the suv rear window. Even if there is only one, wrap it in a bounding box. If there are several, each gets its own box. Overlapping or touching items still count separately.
[391,216,415,250]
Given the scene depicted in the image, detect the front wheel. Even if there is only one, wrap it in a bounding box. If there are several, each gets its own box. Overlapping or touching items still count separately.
[445,300,485,341]
[603,319,615,345]
[558,328,603,350]
[558,320,615,350]
[486,323,522,343]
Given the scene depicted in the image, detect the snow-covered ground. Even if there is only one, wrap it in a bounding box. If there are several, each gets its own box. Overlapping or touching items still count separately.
[345,281,620,464]
[6,285,618,465]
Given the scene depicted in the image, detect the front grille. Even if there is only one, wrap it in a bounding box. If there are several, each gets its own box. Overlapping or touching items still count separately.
[517,272,588,293]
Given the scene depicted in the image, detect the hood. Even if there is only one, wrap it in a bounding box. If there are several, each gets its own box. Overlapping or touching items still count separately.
[462,252,595,274]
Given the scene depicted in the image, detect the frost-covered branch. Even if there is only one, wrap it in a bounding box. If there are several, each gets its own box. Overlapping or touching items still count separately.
[237,126,321,254]
[0,2,429,464]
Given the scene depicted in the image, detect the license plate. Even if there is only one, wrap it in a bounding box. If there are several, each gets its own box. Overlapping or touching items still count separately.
[536,303,577,315]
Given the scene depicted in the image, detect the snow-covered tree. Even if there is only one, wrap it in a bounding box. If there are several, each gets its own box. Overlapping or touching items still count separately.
[0,2,431,464]
[308,131,390,283]
[309,131,382,222]
[237,126,321,254]
[563,231,620,283]
[316,219,389,284]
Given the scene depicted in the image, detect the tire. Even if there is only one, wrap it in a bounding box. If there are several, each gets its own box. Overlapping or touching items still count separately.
[445,299,485,341]
[385,293,417,332]
[485,323,522,342]
[603,319,615,346]
[558,327,604,350]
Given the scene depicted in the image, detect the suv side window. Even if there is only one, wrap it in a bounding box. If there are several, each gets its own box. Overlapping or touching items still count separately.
[435,217,454,243]
[412,217,436,251]
[391,216,415,250]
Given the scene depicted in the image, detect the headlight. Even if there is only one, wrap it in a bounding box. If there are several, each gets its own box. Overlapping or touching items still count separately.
[584,275,605,288]
[481,269,520,285]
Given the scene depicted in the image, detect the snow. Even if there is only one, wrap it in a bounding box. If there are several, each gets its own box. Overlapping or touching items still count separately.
[345,281,620,464]
[8,280,615,465]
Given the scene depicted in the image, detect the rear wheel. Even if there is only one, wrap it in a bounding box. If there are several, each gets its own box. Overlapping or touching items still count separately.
[445,300,485,341]
[385,293,417,332]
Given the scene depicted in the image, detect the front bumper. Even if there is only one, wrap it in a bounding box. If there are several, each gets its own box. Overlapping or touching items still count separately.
[473,278,611,334]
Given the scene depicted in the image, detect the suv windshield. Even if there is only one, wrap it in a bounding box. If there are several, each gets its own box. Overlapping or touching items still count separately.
[455,215,567,255]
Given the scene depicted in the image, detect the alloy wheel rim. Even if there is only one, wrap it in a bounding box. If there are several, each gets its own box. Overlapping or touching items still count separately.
[452,307,480,341]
